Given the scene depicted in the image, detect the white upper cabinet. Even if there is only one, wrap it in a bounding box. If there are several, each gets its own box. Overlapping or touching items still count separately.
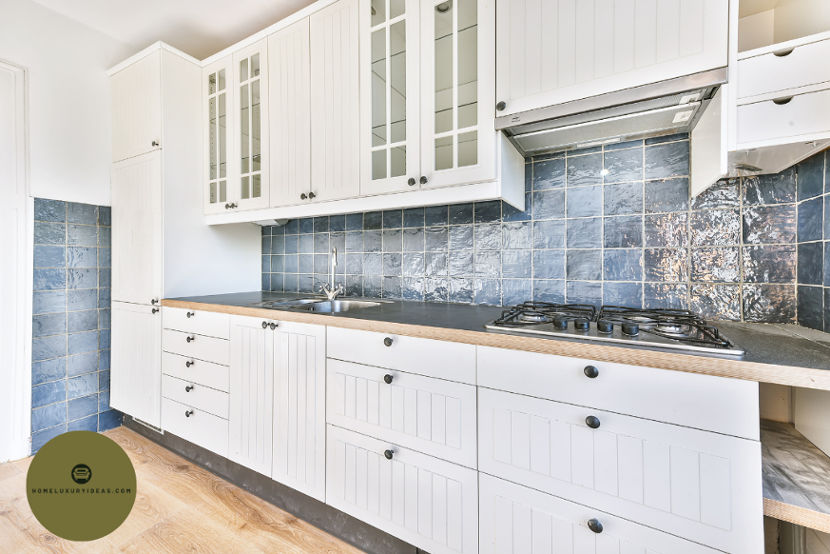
[203,56,233,214]
[496,0,730,117]
[234,40,270,210]
[310,0,362,203]
[111,50,162,162]
[360,0,421,195]
[268,19,313,207]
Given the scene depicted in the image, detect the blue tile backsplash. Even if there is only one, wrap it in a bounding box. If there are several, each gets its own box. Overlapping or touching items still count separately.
[260,135,829,331]
[31,198,120,453]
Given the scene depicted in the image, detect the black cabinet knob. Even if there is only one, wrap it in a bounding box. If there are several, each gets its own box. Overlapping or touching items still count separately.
[262,321,268,329]
[419,176,428,185]
[152,140,160,147]
[496,101,506,111]
[151,308,159,314]
[587,518,603,534]
[185,410,194,417]
[186,335,195,343]
[300,193,308,200]
[308,192,316,199]
[408,177,416,187]
[151,298,159,305]
[585,415,601,429]
[185,385,194,392]
[383,337,393,347]
[225,203,231,209]
[185,360,194,368]
[383,374,393,384]
[384,449,394,460]
[186,311,195,318]
[269,322,277,330]
[584,365,599,379]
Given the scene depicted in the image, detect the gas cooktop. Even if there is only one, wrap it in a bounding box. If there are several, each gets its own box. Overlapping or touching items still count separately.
[485,302,745,356]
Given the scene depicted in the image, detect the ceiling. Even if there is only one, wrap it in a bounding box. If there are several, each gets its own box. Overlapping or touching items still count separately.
[31,0,316,59]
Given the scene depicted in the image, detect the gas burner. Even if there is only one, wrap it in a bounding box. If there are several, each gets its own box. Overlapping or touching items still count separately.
[492,302,597,327]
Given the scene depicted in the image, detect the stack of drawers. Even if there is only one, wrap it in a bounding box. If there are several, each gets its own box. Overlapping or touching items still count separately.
[325,327,479,554]
[161,307,231,456]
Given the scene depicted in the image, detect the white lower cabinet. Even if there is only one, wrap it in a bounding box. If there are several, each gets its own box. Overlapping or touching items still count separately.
[162,397,229,457]
[326,425,478,554]
[478,388,763,553]
[479,474,717,554]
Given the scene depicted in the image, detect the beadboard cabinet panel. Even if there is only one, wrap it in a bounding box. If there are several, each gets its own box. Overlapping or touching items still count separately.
[496,0,729,117]
[327,359,477,467]
[326,425,478,554]
[478,388,763,553]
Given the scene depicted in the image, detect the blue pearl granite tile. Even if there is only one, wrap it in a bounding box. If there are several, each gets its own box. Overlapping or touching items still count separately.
[449,225,474,250]
[566,281,602,306]
[603,249,642,281]
[68,394,98,420]
[382,276,402,299]
[798,196,823,242]
[533,250,565,280]
[691,247,740,283]
[604,216,642,248]
[382,229,402,252]
[503,222,532,249]
[743,284,796,323]
[566,153,603,187]
[425,206,449,227]
[604,182,643,216]
[475,223,502,250]
[742,170,796,205]
[329,215,346,232]
[531,189,565,219]
[449,204,474,225]
[502,250,532,278]
[449,278,474,303]
[644,283,688,310]
[67,224,98,246]
[34,246,65,268]
[798,242,823,285]
[32,358,66,385]
[533,158,566,190]
[797,285,824,329]
[644,248,688,282]
[32,335,66,362]
[425,227,449,251]
[603,282,643,307]
[34,290,67,315]
[66,203,97,224]
[645,133,688,145]
[644,178,689,213]
[382,210,403,229]
[34,268,66,291]
[403,208,425,228]
[474,279,501,305]
[532,220,566,249]
[69,414,98,432]
[32,402,66,432]
[690,283,741,320]
[567,218,602,248]
[34,199,66,222]
[424,278,449,302]
[798,152,825,200]
[98,410,122,432]
[299,218,314,233]
[34,222,66,245]
[644,213,688,248]
[533,280,566,303]
[690,209,740,247]
[644,141,689,180]
[603,147,643,183]
[32,381,66,409]
[743,205,797,244]
[566,249,602,280]
[503,279,532,305]
[32,313,65,337]
[402,253,425,277]
[475,201,502,223]
[743,245,797,283]
[567,186,602,217]
[402,277,425,301]
[692,179,740,210]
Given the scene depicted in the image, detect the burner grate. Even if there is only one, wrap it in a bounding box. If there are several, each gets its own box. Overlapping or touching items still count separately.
[494,302,597,326]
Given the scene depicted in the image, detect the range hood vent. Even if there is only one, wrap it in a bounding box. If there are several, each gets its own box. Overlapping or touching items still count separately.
[498,68,727,155]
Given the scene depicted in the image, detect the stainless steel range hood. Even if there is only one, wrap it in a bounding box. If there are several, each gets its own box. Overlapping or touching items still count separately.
[497,68,728,154]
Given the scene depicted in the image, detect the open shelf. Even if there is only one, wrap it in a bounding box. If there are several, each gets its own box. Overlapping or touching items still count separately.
[762,420,830,533]
[739,0,830,53]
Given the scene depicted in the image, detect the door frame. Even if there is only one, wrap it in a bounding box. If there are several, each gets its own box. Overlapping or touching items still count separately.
[0,59,32,461]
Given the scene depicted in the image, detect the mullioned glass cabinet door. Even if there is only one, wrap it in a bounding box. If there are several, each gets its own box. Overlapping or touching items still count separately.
[233,40,270,210]
[204,58,233,214]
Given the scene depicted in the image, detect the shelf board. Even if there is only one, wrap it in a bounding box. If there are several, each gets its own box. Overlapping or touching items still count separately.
[762,419,830,533]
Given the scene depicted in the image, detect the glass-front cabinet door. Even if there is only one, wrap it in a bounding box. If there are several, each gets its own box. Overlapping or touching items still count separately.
[204,57,233,214]
[233,40,270,210]
[420,0,495,188]
[360,0,421,196]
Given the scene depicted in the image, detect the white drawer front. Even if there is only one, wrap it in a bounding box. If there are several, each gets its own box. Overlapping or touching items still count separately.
[326,425,478,554]
[162,397,228,457]
[739,39,830,100]
[327,359,477,467]
[162,328,229,365]
[477,346,758,440]
[163,307,230,339]
[162,351,229,392]
[327,327,476,384]
[162,374,229,419]
[479,474,718,554]
[738,89,830,147]
[478,389,762,553]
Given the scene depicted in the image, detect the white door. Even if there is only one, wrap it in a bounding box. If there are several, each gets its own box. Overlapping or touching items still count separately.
[233,40,270,211]
[203,56,234,215]
[420,0,497,188]
[326,425,479,554]
[310,0,361,202]
[272,321,326,501]
[269,19,312,207]
[229,315,274,476]
[111,50,162,162]
[111,301,162,427]
[0,61,30,461]
[111,151,163,306]
[359,0,421,195]
[495,0,729,117]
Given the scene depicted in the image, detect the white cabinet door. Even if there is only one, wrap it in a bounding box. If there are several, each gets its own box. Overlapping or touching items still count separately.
[229,315,274,476]
[360,0,422,195]
[496,0,729,117]
[111,301,162,427]
[326,425,478,554]
[479,474,718,554]
[478,388,763,553]
[111,50,161,162]
[233,40,270,211]
[203,56,234,215]
[310,0,361,202]
[268,19,312,207]
[420,0,497,189]
[327,359,477,467]
[272,321,326,501]
[111,151,163,305]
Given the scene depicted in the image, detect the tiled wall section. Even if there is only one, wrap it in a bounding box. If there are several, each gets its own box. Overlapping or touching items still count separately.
[261,134,826,327]
[32,199,120,453]
[795,150,830,332]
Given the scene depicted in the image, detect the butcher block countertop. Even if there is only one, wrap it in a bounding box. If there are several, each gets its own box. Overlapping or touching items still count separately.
[163,291,830,391]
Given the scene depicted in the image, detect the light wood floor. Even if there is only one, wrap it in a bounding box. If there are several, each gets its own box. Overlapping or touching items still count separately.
[0,427,362,553]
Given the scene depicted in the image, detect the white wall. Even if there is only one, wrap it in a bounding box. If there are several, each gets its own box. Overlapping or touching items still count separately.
[0,0,132,205]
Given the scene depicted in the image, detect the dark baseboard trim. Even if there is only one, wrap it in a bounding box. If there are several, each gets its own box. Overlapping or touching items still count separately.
[122,417,417,554]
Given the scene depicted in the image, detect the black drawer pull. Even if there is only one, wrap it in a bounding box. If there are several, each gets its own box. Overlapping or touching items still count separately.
[185,360,194,368]
[383,374,393,384]
[772,96,793,105]
[186,335,195,343]
[384,449,394,460]
[186,311,195,318]
[585,415,601,429]
[383,337,393,347]
[583,365,599,379]
[185,410,194,417]
[262,321,268,329]
[185,385,194,392]
[587,518,603,533]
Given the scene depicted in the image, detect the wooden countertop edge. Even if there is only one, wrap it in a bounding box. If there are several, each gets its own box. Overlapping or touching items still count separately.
[162,299,830,390]
[764,498,830,534]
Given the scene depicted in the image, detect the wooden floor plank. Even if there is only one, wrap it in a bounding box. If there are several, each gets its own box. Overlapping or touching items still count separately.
[0,427,361,553]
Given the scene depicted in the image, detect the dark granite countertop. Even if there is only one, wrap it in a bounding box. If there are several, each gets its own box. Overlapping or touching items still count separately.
[165,291,830,388]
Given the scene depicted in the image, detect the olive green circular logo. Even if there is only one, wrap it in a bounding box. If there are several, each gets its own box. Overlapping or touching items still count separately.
[27,431,136,541]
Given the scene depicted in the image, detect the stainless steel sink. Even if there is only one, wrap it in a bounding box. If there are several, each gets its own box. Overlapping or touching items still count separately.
[250,298,324,308]
[293,299,386,313]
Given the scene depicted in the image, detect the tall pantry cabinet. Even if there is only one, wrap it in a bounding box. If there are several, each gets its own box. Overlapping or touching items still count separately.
[109,43,260,428]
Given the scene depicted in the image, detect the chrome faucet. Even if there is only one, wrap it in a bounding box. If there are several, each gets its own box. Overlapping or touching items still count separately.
[320,247,344,301]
